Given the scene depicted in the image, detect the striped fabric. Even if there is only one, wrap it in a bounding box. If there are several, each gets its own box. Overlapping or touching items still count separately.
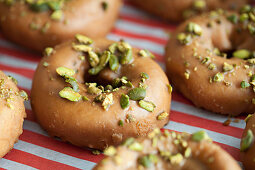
[0,1,245,169]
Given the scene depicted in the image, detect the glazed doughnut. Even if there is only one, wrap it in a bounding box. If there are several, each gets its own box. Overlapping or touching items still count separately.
[165,8,255,115]
[0,0,122,51]
[240,114,255,170]
[130,0,248,22]
[94,129,241,170]
[0,71,27,158]
[31,35,171,150]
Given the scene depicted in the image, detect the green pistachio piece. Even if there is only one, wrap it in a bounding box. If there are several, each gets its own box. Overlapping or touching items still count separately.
[170,153,184,164]
[122,138,135,146]
[233,49,250,59]
[240,129,254,152]
[248,23,255,34]
[139,49,155,59]
[141,72,149,80]
[105,85,113,91]
[193,0,206,10]
[248,58,255,65]
[19,90,28,100]
[157,112,169,120]
[44,47,54,56]
[65,77,79,92]
[129,142,143,151]
[101,1,108,11]
[240,13,249,22]
[43,62,49,67]
[118,120,124,127]
[117,41,132,52]
[223,62,233,72]
[47,1,62,10]
[120,49,133,64]
[167,84,173,94]
[138,156,152,168]
[186,22,202,36]
[241,81,250,88]
[88,51,100,67]
[213,72,224,82]
[191,131,211,142]
[240,5,251,13]
[56,67,75,78]
[245,114,253,123]
[99,51,111,67]
[87,84,102,94]
[88,66,103,75]
[109,54,119,71]
[82,96,90,101]
[51,10,63,21]
[138,100,156,112]
[30,2,49,12]
[227,14,238,24]
[128,88,146,101]
[72,44,92,52]
[59,87,81,102]
[184,147,192,158]
[75,34,93,45]
[177,33,192,45]
[104,146,116,156]
[102,93,113,110]
[109,43,118,54]
[120,94,129,109]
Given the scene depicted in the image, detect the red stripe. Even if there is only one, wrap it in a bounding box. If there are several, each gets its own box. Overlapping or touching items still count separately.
[25,109,36,122]
[172,91,193,105]
[0,63,34,79]
[4,149,79,170]
[0,46,41,62]
[170,110,243,138]
[20,130,104,163]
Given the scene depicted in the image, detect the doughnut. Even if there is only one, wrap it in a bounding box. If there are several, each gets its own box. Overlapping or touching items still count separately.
[240,114,255,170]
[0,0,122,51]
[0,71,27,158]
[130,0,248,22]
[94,129,241,170]
[165,8,255,115]
[31,35,171,150]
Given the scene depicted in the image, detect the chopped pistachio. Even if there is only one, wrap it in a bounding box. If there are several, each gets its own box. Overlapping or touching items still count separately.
[51,10,63,21]
[139,49,155,59]
[170,153,183,164]
[120,49,133,64]
[184,147,192,158]
[72,44,92,52]
[102,93,113,110]
[157,112,169,120]
[241,81,250,88]
[101,1,108,11]
[193,0,206,10]
[128,88,146,101]
[177,33,192,45]
[109,43,118,54]
[92,150,101,155]
[186,22,202,36]
[227,14,238,24]
[104,146,116,156]
[141,72,149,80]
[240,129,254,152]
[109,54,119,71]
[82,96,89,101]
[29,2,50,12]
[223,62,233,72]
[201,57,210,64]
[75,34,93,45]
[139,100,156,112]
[87,84,102,95]
[184,70,190,80]
[118,120,124,127]
[41,22,51,33]
[167,84,172,94]
[29,22,39,30]
[120,94,129,109]
[88,66,103,75]
[78,55,85,61]
[105,85,113,91]
[44,47,54,56]
[213,72,224,82]
[88,51,99,67]
[245,114,253,123]
[233,49,250,59]
[19,90,28,100]
[191,131,211,142]
[129,142,143,151]
[208,63,216,70]
[56,67,75,78]
[59,87,81,102]
[122,137,135,146]
[138,154,157,168]
[43,62,49,67]
[248,58,255,65]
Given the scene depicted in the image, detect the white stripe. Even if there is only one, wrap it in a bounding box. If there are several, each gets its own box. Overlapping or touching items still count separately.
[171,101,246,129]
[0,55,37,70]
[107,34,164,55]
[165,121,241,149]
[2,71,32,90]
[14,141,96,170]
[23,120,49,137]
[115,20,168,40]
[25,100,32,111]
[0,158,37,170]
